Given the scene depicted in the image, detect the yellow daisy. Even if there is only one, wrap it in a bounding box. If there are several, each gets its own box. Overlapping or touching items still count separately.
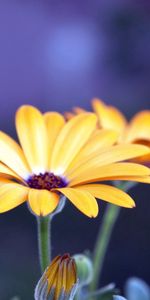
[35,253,78,300]
[92,99,150,164]
[0,105,149,217]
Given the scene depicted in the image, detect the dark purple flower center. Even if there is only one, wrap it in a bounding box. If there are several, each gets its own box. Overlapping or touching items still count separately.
[27,172,67,191]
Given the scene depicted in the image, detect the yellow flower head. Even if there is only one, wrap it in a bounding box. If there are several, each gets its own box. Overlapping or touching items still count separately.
[92,98,127,136]
[35,254,78,300]
[92,99,150,164]
[0,105,149,217]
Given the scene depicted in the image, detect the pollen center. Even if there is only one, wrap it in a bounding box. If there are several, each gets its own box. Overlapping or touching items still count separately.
[27,172,67,191]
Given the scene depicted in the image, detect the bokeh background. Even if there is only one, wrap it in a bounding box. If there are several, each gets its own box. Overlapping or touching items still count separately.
[0,0,150,299]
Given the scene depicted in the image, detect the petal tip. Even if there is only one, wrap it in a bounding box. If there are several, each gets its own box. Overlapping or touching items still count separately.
[91,208,99,218]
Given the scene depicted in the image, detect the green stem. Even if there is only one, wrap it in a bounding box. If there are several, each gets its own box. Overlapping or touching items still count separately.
[37,216,51,273]
[90,181,137,292]
[90,204,120,292]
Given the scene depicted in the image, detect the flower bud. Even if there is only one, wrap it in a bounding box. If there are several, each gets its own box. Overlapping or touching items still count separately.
[35,254,78,300]
[73,254,93,287]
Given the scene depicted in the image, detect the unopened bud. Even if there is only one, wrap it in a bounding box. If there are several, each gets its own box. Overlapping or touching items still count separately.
[73,254,93,287]
[35,254,78,300]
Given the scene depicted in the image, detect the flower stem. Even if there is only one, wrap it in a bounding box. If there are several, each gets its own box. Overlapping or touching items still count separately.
[90,181,137,292]
[37,216,51,273]
[90,204,120,292]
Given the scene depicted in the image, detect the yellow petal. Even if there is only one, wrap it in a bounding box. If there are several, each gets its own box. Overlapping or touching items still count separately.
[66,259,77,292]
[62,259,67,291]
[16,105,48,174]
[0,183,28,213]
[50,113,97,175]
[82,129,118,152]
[0,178,12,186]
[66,129,118,174]
[0,162,23,181]
[55,264,63,299]
[73,106,87,114]
[92,98,127,134]
[106,176,150,184]
[28,189,59,216]
[76,184,135,208]
[125,110,150,143]
[46,256,60,289]
[44,112,65,168]
[69,162,150,185]
[64,112,75,120]
[68,144,150,180]
[132,152,150,163]
[0,131,30,179]
[57,187,98,218]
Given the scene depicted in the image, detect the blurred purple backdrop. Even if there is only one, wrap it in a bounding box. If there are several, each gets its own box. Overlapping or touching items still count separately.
[0,0,150,299]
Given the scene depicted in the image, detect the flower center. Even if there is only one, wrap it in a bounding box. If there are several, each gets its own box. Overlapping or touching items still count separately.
[27,172,67,191]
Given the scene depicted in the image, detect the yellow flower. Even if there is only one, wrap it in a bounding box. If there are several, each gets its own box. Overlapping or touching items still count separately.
[92,99,150,164]
[0,105,149,217]
[66,98,150,165]
[35,254,78,300]
[91,98,127,136]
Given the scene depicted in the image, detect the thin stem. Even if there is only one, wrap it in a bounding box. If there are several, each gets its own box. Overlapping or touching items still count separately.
[37,216,51,273]
[90,181,137,292]
[90,204,120,292]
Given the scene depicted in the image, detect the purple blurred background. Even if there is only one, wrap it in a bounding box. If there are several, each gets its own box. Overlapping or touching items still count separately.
[0,0,150,299]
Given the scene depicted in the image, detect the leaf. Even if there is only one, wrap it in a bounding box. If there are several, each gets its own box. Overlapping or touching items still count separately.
[125,277,150,300]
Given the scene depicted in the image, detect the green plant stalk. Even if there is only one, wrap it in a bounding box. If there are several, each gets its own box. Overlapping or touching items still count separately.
[36,198,66,274]
[90,181,137,292]
[37,216,51,273]
[90,204,120,293]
